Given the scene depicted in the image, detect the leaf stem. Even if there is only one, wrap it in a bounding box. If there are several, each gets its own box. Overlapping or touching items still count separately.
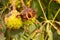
[37,0,47,21]
[6,29,11,40]
[9,0,16,10]
[21,0,27,8]
[49,22,58,30]
[52,8,60,22]
[27,0,32,7]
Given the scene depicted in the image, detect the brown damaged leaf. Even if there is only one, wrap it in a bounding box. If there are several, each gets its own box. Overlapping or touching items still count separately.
[0,32,5,40]
[0,24,2,29]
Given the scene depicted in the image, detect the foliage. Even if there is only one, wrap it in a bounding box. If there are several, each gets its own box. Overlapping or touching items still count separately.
[0,0,60,40]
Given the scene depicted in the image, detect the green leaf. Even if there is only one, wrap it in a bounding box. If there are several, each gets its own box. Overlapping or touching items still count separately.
[57,30,60,35]
[46,24,53,40]
[31,0,42,17]
[28,23,36,33]
[0,20,6,33]
[33,33,41,40]
[50,1,60,21]
[39,27,44,40]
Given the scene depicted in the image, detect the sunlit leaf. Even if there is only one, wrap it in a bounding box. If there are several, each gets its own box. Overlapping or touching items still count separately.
[46,23,53,40]
[28,23,36,33]
[57,29,60,35]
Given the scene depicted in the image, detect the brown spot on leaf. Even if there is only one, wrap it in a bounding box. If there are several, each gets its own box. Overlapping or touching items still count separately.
[0,24,2,29]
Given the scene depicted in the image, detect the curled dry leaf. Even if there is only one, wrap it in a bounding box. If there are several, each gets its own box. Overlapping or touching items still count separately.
[20,8,37,20]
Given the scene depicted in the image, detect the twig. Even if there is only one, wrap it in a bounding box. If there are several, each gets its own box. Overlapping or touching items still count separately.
[0,2,9,14]
[49,0,52,5]
[55,21,60,25]
[45,33,48,40]
[37,0,47,21]
[49,22,58,30]
[21,0,27,8]
[52,8,60,22]
[9,0,16,10]
[27,0,32,7]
